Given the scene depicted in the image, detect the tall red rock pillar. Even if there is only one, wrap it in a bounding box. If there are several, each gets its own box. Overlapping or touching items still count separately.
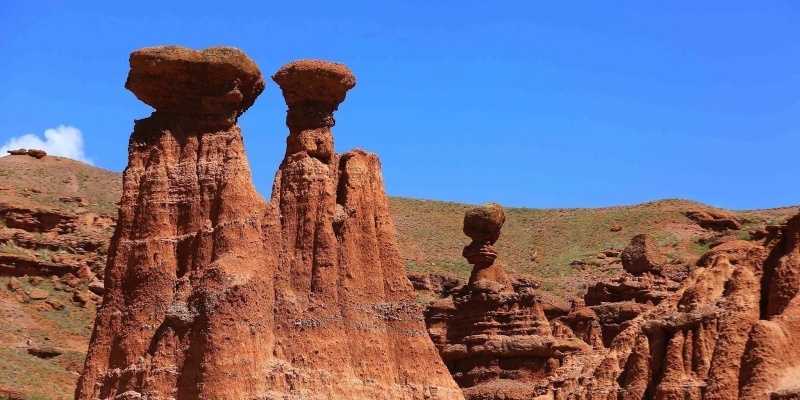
[462,203,513,291]
[76,49,462,400]
[75,46,275,399]
[265,59,463,399]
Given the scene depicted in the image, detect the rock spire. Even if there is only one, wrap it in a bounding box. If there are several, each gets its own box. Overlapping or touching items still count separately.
[76,48,462,400]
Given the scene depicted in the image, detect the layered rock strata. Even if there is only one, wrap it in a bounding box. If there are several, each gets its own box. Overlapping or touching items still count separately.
[76,45,271,400]
[266,59,462,399]
[425,204,595,400]
[428,205,800,399]
[76,47,461,399]
[567,224,800,400]
[585,233,687,346]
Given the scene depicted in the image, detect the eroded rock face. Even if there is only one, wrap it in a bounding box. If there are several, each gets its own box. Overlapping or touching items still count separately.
[266,59,461,399]
[425,204,598,400]
[585,233,687,346]
[621,233,665,274]
[76,45,271,400]
[429,206,800,399]
[562,217,800,399]
[76,48,461,400]
[686,208,742,231]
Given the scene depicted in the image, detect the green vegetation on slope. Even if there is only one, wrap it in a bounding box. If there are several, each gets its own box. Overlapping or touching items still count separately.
[389,197,797,299]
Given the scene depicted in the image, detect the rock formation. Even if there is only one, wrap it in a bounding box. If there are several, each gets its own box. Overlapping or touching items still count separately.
[26,149,47,159]
[568,226,799,400]
[620,233,666,274]
[425,204,595,400]
[4,148,47,158]
[265,58,462,400]
[75,45,270,400]
[428,205,800,399]
[585,233,687,346]
[461,203,513,292]
[685,207,742,231]
[76,47,461,400]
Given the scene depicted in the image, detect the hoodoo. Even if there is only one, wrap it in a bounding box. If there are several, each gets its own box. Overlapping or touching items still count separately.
[267,59,462,399]
[76,47,462,399]
[427,204,800,399]
[76,46,271,399]
[426,203,594,400]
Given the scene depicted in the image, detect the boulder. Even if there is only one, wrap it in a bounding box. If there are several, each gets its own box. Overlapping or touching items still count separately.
[27,346,63,358]
[29,288,48,300]
[7,276,21,291]
[685,208,742,231]
[620,233,666,274]
[26,149,47,159]
[463,203,506,244]
[87,279,104,295]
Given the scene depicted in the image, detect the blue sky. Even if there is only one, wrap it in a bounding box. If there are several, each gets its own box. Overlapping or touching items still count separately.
[1,1,798,209]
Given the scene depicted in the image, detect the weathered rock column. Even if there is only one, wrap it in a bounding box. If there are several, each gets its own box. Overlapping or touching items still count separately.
[271,60,354,304]
[462,203,513,292]
[77,52,463,400]
[265,59,464,399]
[76,46,275,400]
[426,204,593,400]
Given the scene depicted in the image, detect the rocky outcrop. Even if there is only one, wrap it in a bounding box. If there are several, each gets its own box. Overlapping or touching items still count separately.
[585,234,687,346]
[621,233,666,274]
[428,204,800,399]
[76,47,461,400]
[425,204,596,400]
[26,149,47,159]
[686,207,742,231]
[0,198,111,316]
[0,204,78,233]
[4,148,49,159]
[408,272,464,298]
[576,216,800,399]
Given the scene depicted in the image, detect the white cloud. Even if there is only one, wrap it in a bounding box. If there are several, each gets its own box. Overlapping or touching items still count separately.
[0,125,93,165]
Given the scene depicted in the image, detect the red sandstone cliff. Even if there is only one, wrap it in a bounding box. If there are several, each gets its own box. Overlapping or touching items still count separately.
[76,47,461,399]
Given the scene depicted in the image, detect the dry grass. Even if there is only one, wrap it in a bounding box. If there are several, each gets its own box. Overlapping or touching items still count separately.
[389,197,798,299]
[0,278,94,400]
[0,155,121,217]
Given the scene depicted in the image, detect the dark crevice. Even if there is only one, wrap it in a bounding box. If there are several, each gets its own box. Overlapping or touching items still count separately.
[335,156,349,208]
[616,352,632,388]
[310,221,322,294]
[759,236,785,319]
[307,151,331,165]
[645,329,670,399]
[332,157,350,238]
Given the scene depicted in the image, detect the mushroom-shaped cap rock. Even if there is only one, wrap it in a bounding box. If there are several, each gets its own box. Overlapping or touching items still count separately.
[125,46,265,116]
[272,59,356,107]
[463,203,506,243]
